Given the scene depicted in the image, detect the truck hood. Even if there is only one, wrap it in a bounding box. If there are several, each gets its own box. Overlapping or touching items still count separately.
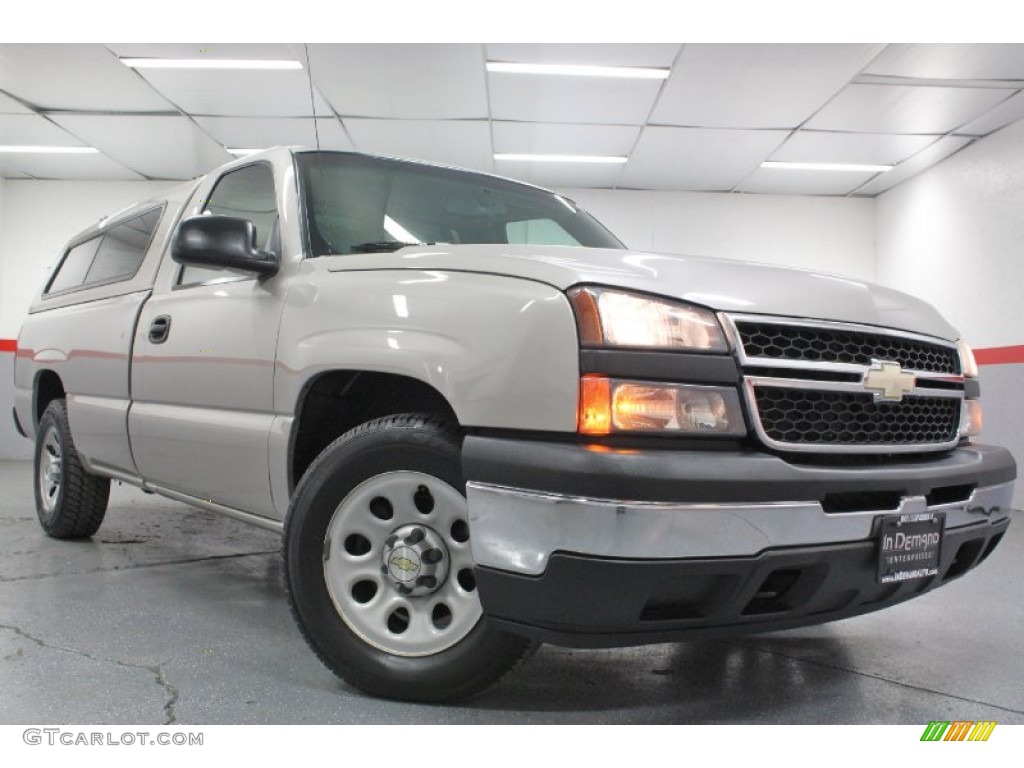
[325,244,960,340]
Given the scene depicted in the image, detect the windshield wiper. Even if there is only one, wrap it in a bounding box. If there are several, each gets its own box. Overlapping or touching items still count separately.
[349,241,423,253]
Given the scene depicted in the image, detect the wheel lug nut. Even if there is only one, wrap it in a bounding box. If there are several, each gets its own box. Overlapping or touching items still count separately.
[385,534,398,548]
[404,528,425,545]
[417,575,437,589]
[422,548,443,565]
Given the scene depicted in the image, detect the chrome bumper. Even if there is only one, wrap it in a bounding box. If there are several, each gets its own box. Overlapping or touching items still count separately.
[466,480,1015,576]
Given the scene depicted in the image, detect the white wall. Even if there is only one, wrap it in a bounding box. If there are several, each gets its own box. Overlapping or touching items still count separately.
[876,119,1024,349]
[0,180,177,339]
[562,188,876,281]
[0,177,5,311]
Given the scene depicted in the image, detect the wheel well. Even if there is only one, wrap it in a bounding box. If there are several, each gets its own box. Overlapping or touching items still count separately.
[291,371,459,491]
[35,370,65,427]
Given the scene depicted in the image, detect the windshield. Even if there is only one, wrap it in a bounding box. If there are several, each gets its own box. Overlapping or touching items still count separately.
[296,152,624,256]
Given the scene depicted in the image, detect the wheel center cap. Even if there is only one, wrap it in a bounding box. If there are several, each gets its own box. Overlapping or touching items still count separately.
[387,547,421,582]
[381,524,450,597]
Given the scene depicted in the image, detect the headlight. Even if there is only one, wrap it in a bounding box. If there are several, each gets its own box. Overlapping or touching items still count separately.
[957,339,979,378]
[568,286,728,352]
[579,376,746,436]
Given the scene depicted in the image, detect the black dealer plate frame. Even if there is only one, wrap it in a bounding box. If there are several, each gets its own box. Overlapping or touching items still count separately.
[877,511,945,584]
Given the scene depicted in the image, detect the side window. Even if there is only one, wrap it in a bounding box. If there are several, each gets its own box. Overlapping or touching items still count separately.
[46,207,162,295]
[47,237,101,293]
[85,208,162,284]
[179,163,278,287]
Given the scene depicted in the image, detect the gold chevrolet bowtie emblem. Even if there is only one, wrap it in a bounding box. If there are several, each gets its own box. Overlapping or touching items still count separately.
[863,360,916,402]
[391,556,417,572]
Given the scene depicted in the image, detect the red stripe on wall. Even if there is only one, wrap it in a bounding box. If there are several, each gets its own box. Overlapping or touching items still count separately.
[974,345,1024,366]
[0,338,1022,364]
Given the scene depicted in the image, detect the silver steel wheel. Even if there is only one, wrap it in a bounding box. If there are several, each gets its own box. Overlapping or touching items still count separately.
[38,425,63,517]
[323,470,482,657]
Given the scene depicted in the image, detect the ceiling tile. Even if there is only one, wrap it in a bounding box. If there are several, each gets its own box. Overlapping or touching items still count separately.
[194,116,353,151]
[2,153,146,181]
[0,44,174,112]
[652,44,883,129]
[134,69,331,117]
[0,91,31,114]
[492,122,639,155]
[0,113,88,145]
[854,136,973,196]
[805,83,1013,134]
[771,131,939,165]
[492,160,624,190]
[489,74,661,125]
[736,167,878,196]
[865,44,1024,81]
[619,127,787,191]
[343,119,493,173]
[307,44,488,119]
[485,44,680,67]
[49,115,232,180]
[955,91,1024,136]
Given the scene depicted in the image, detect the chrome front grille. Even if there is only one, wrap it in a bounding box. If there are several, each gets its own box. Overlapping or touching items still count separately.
[734,320,961,374]
[724,315,965,454]
[752,386,961,447]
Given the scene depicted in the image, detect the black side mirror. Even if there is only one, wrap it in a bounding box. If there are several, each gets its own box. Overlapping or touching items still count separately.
[171,215,279,277]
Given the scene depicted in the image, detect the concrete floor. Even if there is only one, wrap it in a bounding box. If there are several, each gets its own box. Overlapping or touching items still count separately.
[1,459,1021,725]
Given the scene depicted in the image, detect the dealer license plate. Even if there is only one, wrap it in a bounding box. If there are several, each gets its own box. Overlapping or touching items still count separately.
[877,512,945,584]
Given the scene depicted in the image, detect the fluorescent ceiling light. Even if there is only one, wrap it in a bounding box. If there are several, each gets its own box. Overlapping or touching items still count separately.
[761,161,894,173]
[495,153,628,164]
[227,148,265,157]
[121,58,302,70]
[487,62,670,80]
[0,145,98,154]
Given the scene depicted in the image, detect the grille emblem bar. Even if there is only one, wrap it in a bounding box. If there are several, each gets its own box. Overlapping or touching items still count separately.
[863,360,916,402]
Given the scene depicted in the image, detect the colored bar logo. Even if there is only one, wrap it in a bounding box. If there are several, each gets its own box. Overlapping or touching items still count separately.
[921,721,997,741]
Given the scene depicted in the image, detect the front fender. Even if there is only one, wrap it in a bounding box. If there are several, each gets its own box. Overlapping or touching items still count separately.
[274,269,580,432]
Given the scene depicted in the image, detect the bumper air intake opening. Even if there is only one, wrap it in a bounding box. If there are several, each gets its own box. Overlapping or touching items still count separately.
[639,573,741,622]
[742,568,804,615]
[926,484,976,507]
[944,538,986,580]
[822,490,903,514]
[977,532,1005,565]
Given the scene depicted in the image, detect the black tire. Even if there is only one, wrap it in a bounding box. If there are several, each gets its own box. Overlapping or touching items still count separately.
[33,398,110,539]
[284,413,537,702]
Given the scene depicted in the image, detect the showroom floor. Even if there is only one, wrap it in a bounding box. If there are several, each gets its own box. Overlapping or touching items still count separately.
[0,459,1020,725]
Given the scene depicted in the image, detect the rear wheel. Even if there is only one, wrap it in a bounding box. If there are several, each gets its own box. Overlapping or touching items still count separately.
[34,398,110,539]
[284,414,536,702]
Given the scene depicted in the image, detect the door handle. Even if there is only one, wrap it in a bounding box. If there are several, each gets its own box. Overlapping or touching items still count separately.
[149,315,171,344]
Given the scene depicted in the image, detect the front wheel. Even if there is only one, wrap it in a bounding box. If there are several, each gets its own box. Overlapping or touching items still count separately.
[284,414,536,702]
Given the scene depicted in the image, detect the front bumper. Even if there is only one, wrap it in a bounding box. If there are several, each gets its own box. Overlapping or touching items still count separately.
[463,436,1016,646]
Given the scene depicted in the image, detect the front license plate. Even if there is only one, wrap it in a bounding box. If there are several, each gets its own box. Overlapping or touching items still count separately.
[877,512,945,584]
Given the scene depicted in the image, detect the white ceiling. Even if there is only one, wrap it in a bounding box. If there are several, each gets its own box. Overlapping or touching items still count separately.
[1,43,1023,196]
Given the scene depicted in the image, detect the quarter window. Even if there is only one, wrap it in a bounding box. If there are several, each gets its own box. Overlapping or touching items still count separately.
[47,237,101,293]
[46,207,162,295]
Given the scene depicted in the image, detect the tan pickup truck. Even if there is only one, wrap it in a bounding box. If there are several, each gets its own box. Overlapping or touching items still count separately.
[12,148,1016,701]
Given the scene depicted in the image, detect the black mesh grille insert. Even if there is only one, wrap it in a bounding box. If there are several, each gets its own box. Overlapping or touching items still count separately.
[754,387,961,447]
[736,322,960,374]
